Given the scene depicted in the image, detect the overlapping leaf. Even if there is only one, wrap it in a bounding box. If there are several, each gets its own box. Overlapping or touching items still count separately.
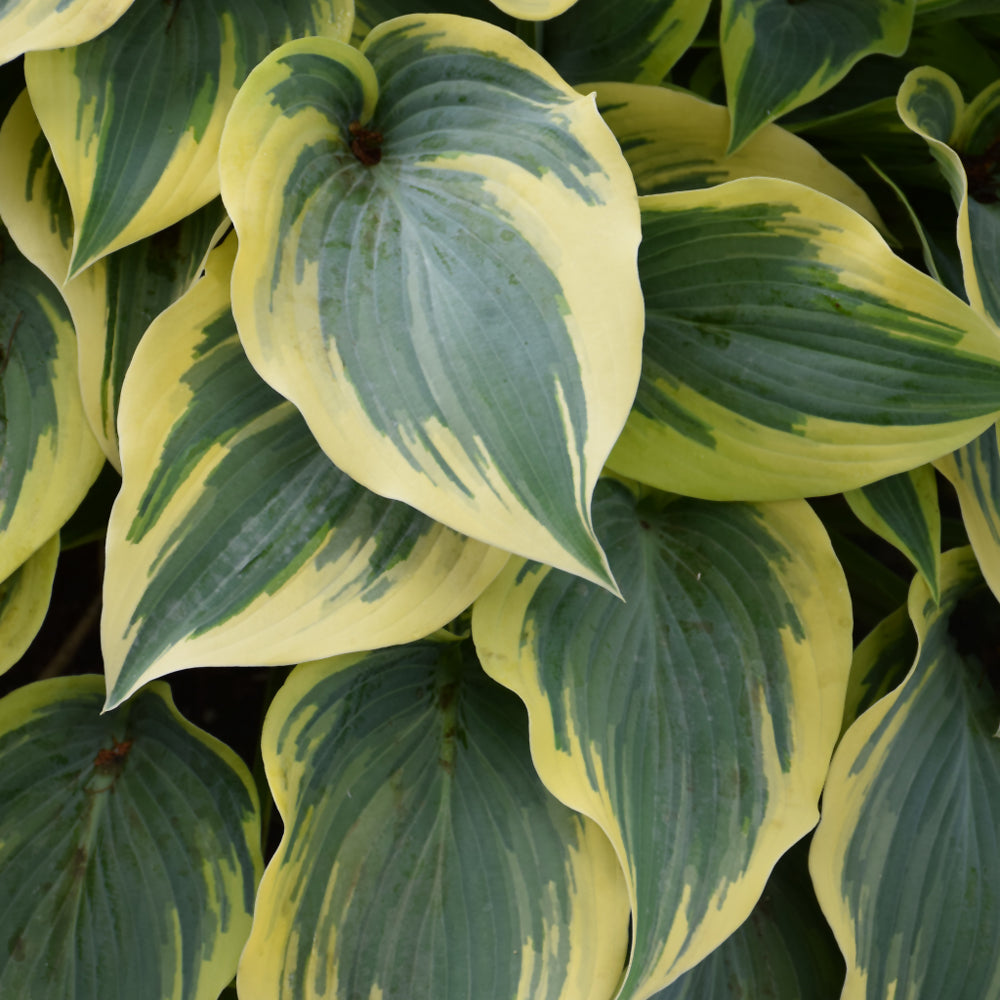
[0,220,103,582]
[720,0,914,152]
[103,234,507,709]
[0,92,226,467]
[811,548,1000,999]
[0,674,262,1000]
[489,0,579,19]
[844,465,941,600]
[593,82,882,225]
[23,0,354,274]
[0,0,135,67]
[240,640,629,1000]
[607,177,1000,501]
[0,533,58,677]
[544,0,712,86]
[655,844,844,1000]
[473,480,852,997]
[936,421,1000,601]
[898,66,1000,329]
[220,15,644,590]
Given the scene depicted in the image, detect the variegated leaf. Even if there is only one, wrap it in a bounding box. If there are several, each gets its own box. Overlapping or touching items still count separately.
[23,0,354,275]
[353,0,510,41]
[0,674,262,1000]
[544,0,712,86]
[0,533,58,677]
[103,234,507,710]
[720,0,914,152]
[653,843,844,1000]
[0,91,226,468]
[607,178,1000,501]
[489,0,579,19]
[936,421,1000,603]
[840,604,915,736]
[473,479,853,997]
[897,66,1000,329]
[219,16,644,590]
[0,220,104,583]
[0,0,135,67]
[811,547,1000,999]
[593,82,882,226]
[844,465,941,601]
[239,640,629,1000]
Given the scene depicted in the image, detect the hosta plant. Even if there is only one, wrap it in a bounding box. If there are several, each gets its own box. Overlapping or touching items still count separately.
[2,0,1000,998]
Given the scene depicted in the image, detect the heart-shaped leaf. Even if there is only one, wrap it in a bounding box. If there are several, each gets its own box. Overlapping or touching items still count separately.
[474,480,852,997]
[239,640,629,1000]
[103,234,507,709]
[0,674,262,1000]
[219,15,644,591]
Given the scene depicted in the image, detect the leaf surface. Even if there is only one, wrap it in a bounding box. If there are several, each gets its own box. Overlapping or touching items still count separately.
[608,178,1000,501]
[544,0,712,85]
[0,674,262,1000]
[844,466,941,601]
[24,0,353,273]
[721,0,913,151]
[936,422,1000,602]
[0,91,226,468]
[593,82,882,223]
[239,640,629,1000]
[0,0,135,66]
[811,548,1000,999]
[103,234,507,709]
[0,220,103,582]
[0,533,58,677]
[473,480,852,997]
[897,66,1000,329]
[219,16,644,590]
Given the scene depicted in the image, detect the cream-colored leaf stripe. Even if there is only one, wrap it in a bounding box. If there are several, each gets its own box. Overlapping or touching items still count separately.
[24,0,353,274]
[240,642,629,1000]
[220,15,644,591]
[811,548,1000,999]
[474,481,852,997]
[0,675,262,1000]
[103,234,507,708]
[608,177,1000,501]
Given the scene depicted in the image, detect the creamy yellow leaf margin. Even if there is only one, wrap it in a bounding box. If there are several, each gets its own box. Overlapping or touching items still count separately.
[241,643,629,1000]
[220,15,643,590]
[811,547,1000,999]
[0,533,58,677]
[0,91,225,468]
[844,465,941,602]
[0,674,263,1000]
[608,177,1000,501]
[936,421,1000,603]
[473,484,852,998]
[898,66,1000,330]
[0,222,104,583]
[103,234,507,707]
[490,0,579,19]
[24,0,354,274]
[0,0,135,66]
[593,81,884,228]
